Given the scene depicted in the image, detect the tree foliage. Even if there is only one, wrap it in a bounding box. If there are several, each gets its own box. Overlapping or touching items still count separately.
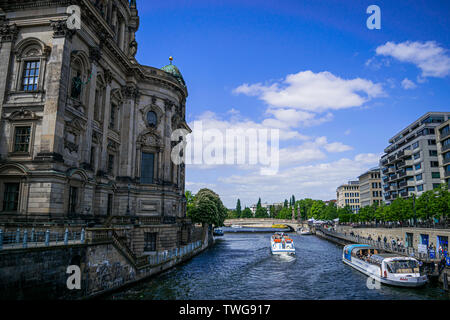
[187,188,228,226]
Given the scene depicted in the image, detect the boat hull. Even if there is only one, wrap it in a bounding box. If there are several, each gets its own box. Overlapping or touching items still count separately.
[342,258,428,288]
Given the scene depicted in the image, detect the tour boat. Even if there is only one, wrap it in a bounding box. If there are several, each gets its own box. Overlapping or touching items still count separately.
[213,228,224,236]
[231,225,242,229]
[297,227,312,235]
[342,244,428,288]
[271,232,295,255]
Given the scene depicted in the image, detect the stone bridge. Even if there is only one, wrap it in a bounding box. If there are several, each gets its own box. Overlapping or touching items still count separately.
[224,219,307,232]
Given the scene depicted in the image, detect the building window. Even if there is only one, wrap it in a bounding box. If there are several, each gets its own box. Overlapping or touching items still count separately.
[412,142,419,149]
[13,126,31,153]
[2,183,20,212]
[416,174,423,181]
[107,194,113,216]
[22,60,40,91]
[413,152,420,160]
[109,103,117,129]
[144,232,157,251]
[432,172,441,179]
[68,186,78,214]
[417,184,424,192]
[433,184,441,189]
[141,152,155,184]
[147,111,157,127]
[415,163,421,170]
[428,139,436,146]
[430,161,439,168]
[107,154,114,174]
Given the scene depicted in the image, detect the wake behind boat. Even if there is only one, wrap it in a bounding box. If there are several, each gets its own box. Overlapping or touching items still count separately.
[342,244,428,288]
[270,232,295,256]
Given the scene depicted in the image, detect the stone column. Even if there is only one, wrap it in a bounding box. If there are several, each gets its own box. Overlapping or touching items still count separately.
[119,84,138,178]
[0,22,18,114]
[100,69,112,172]
[81,47,100,167]
[36,19,75,161]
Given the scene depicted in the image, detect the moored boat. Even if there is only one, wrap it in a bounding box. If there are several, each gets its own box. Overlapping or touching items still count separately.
[297,227,312,235]
[231,225,242,229]
[271,232,295,255]
[213,228,224,236]
[342,244,428,288]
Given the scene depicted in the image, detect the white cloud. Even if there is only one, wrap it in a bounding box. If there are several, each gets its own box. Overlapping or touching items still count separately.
[375,41,450,78]
[216,153,382,207]
[401,78,417,90]
[233,70,385,112]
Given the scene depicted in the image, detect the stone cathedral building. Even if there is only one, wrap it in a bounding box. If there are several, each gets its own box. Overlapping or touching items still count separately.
[0,0,192,252]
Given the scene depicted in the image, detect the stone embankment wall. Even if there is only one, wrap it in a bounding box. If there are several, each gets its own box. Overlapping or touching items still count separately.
[0,225,213,300]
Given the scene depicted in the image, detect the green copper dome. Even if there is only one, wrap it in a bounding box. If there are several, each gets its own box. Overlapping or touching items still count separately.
[161,60,186,87]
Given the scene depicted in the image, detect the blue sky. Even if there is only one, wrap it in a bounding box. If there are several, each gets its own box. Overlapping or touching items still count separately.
[135,0,450,208]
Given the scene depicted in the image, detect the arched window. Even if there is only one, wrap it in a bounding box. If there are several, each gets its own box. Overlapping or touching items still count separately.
[13,38,50,92]
[69,52,90,104]
[147,111,157,127]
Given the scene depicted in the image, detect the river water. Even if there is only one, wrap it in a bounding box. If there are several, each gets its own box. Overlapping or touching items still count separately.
[108,232,449,300]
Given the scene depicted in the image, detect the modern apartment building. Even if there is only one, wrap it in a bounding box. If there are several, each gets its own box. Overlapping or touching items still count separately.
[336,181,360,213]
[436,119,450,187]
[380,112,450,204]
[358,167,383,207]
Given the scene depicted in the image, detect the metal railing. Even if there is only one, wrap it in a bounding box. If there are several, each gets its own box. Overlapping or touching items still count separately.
[146,241,203,266]
[0,228,85,251]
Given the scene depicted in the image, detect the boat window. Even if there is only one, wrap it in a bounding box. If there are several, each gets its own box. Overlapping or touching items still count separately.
[386,260,419,274]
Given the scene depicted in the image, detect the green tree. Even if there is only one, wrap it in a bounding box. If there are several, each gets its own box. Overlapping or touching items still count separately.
[277,207,291,219]
[188,188,227,227]
[235,199,242,218]
[255,206,268,218]
[310,201,326,219]
[241,207,253,218]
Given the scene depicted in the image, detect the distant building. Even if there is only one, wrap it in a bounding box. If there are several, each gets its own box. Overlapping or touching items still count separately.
[380,112,450,204]
[358,167,383,207]
[336,181,360,213]
[436,119,450,187]
[324,200,336,206]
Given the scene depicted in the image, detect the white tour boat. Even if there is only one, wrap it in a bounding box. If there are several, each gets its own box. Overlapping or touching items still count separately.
[297,227,312,235]
[342,244,428,288]
[271,232,296,255]
[231,225,242,229]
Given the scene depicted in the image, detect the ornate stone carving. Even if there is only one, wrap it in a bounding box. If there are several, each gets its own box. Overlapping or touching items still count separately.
[50,19,75,39]
[0,23,18,42]
[3,108,42,121]
[129,40,138,58]
[138,131,162,148]
[104,69,113,84]
[121,85,139,99]
[107,139,119,152]
[89,46,102,63]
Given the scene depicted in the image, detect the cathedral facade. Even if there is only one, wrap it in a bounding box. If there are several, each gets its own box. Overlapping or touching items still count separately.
[0,0,191,253]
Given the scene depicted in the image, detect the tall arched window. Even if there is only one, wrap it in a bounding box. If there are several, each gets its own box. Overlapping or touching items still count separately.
[69,52,90,105]
[13,38,50,93]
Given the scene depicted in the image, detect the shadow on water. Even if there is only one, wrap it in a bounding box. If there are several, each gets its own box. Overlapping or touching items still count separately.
[107,232,450,300]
